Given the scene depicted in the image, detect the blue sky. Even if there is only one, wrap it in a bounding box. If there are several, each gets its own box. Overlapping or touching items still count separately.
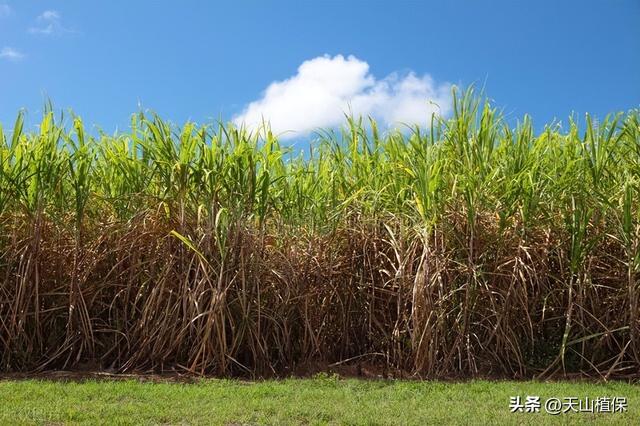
[0,1,638,137]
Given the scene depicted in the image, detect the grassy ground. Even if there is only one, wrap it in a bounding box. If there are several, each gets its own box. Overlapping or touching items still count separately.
[0,376,638,425]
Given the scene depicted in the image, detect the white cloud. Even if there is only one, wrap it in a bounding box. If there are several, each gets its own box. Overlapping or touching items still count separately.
[233,54,452,139]
[29,10,70,35]
[41,10,60,21]
[0,4,11,18]
[0,47,25,62]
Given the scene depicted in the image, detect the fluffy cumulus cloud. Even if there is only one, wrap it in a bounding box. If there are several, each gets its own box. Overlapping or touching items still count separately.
[0,47,25,62]
[233,55,452,138]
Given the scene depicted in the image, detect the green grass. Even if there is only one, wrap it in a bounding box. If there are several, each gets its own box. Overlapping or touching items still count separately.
[0,377,638,425]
